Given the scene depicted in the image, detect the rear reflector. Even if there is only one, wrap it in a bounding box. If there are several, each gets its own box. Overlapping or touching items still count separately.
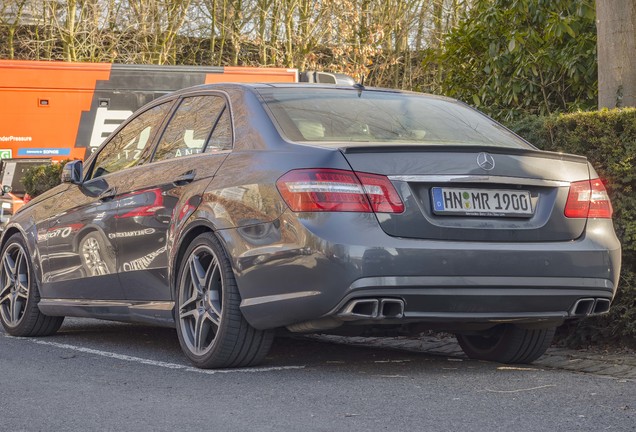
[564,179,613,218]
[276,168,404,213]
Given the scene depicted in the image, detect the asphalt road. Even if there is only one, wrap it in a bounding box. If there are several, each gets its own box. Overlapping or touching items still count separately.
[1,318,634,432]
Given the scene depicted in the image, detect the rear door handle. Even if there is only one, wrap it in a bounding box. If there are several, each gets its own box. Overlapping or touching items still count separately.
[173,170,196,186]
[99,188,117,201]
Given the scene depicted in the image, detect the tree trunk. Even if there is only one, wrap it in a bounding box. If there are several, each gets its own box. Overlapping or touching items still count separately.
[597,0,636,108]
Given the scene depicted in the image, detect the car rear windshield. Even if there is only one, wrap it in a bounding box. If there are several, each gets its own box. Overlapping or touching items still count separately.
[257,87,533,149]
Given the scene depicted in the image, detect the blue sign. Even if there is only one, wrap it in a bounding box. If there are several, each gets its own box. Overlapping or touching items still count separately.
[18,148,71,156]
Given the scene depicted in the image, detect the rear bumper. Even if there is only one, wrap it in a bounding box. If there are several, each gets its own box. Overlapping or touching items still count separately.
[218,212,621,330]
[329,280,614,326]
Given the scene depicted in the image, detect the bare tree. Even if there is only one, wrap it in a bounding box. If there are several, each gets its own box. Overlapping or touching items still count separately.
[0,0,476,89]
[127,0,192,64]
[0,0,28,59]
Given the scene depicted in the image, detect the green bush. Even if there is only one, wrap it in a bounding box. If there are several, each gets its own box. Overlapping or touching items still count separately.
[21,161,68,198]
[508,109,636,345]
[432,0,597,121]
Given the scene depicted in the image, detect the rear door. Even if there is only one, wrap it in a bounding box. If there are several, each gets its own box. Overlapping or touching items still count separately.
[43,101,174,300]
[114,93,233,302]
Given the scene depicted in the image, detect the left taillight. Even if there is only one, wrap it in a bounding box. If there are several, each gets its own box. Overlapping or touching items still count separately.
[276,168,404,213]
[564,178,613,219]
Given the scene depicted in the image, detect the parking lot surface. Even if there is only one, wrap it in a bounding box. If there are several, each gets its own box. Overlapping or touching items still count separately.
[1,318,634,431]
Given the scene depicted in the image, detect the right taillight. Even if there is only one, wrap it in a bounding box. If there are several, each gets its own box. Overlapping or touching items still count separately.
[565,179,613,218]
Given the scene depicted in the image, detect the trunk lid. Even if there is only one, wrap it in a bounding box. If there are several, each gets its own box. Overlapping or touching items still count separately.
[340,145,590,242]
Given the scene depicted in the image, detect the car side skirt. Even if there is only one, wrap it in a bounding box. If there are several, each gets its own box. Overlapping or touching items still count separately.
[38,299,175,327]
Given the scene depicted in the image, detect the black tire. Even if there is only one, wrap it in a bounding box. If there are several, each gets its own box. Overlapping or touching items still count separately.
[456,324,555,364]
[0,234,64,336]
[175,232,274,368]
[79,231,115,276]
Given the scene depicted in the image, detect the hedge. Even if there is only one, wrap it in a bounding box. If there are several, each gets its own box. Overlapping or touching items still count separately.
[508,109,636,346]
[21,161,67,198]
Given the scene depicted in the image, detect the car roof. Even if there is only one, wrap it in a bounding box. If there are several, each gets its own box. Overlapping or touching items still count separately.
[157,82,457,103]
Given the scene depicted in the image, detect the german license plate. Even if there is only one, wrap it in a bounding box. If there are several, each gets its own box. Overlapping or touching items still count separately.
[431,187,533,217]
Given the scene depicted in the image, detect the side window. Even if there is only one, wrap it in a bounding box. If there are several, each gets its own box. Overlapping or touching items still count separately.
[153,95,231,161]
[88,102,171,180]
[206,107,232,152]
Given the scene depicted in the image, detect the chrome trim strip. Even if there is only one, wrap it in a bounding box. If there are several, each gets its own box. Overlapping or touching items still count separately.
[241,291,321,307]
[132,301,175,311]
[38,299,174,310]
[349,276,614,290]
[388,175,570,187]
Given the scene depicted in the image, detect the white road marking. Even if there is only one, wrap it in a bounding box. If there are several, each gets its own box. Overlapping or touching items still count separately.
[3,334,305,375]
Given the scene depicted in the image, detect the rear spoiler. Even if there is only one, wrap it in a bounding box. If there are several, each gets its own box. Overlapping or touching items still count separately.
[339,144,588,163]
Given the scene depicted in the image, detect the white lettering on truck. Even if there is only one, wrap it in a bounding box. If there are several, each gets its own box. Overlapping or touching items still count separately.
[90,107,133,149]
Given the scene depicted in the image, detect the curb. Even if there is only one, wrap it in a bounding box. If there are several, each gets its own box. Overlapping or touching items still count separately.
[308,334,636,381]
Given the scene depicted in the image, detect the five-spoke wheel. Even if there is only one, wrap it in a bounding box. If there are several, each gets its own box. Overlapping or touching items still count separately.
[0,234,64,336]
[175,232,273,368]
[0,240,30,326]
[178,243,223,356]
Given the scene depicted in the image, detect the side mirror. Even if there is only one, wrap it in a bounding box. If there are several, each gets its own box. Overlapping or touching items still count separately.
[61,161,83,184]
[1,185,11,196]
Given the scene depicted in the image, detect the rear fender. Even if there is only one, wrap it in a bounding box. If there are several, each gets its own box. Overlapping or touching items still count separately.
[168,215,219,301]
[168,145,355,309]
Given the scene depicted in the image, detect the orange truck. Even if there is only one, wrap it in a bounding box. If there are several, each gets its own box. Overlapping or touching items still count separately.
[0,60,312,162]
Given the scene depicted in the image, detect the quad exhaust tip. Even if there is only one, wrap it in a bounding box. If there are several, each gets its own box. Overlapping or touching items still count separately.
[338,298,404,320]
[342,298,379,318]
[380,298,405,319]
[570,298,611,317]
[285,297,405,332]
[593,298,611,315]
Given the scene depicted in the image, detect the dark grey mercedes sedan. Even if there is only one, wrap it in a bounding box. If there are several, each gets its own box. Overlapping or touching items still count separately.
[0,84,621,368]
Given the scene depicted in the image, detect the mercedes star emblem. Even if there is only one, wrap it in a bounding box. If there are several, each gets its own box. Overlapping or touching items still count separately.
[477,152,495,171]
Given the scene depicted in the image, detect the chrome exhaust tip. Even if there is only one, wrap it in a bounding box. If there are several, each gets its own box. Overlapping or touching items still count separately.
[338,299,379,320]
[379,298,404,319]
[570,298,595,317]
[592,298,611,315]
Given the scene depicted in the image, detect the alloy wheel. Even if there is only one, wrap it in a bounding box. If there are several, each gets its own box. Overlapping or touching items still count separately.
[0,242,30,326]
[178,244,223,356]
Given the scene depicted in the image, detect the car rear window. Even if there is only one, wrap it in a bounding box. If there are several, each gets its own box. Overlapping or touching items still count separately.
[256,87,533,149]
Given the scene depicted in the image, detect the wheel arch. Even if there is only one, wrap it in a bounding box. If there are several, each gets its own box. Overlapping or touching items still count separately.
[169,220,216,301]
[0,226,23,251]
